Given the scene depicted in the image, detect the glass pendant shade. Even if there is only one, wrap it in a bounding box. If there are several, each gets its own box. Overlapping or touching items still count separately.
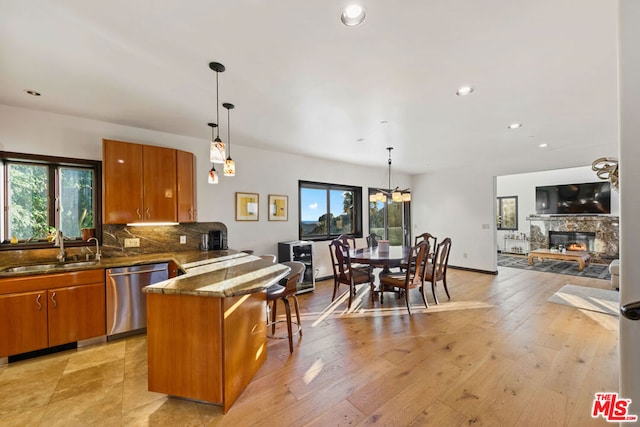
[375,192,384,202]
[210,138,226,163]
[208,165,219,184]
[223,158,235,176]
[369,194,377,203]
[392,191,402,202]
[402,193,412,202]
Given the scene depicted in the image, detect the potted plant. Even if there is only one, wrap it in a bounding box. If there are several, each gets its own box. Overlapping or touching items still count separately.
[79,209,95,241]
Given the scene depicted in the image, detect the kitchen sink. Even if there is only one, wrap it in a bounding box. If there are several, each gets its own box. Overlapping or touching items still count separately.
[1,260,100,274]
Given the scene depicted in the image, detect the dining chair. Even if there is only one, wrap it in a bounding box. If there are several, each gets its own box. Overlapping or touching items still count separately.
[337,234,357,249]
[378,240,431,315]
[424,237,452,304]
[266,261,305,353]
[415,232,437,255]
[366,233,381,248]
[329,239,375,308]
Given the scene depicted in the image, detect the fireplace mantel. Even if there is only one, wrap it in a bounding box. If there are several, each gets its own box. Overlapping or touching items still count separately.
[526,215,619,263]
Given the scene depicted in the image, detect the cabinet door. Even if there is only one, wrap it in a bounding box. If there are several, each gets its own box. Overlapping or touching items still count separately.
[103,139,144,224]
[143,145,177,222]
[48,283,106,347]
[176,150,196,223]
[0,291,48,357]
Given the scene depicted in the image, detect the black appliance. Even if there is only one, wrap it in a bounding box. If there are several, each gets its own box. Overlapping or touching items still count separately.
[278,240,315,294]
[535,182,611,215]
[208,230,227,250]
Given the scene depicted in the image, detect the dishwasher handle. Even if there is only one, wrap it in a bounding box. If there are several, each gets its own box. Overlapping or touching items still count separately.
[107,267,168,277]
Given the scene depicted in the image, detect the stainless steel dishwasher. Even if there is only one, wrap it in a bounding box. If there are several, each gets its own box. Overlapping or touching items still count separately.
[106,263,169,339]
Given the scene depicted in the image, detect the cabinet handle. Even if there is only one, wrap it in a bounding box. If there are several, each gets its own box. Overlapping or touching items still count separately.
[146,208,151,219]
[36,294,42,311]
[136,208,142,220]
[51,292,57,308]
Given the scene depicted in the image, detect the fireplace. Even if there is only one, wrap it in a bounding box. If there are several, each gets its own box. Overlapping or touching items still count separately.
[548,231,595,252]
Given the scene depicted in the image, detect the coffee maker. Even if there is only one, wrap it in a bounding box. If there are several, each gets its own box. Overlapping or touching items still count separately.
[208,230,226,250]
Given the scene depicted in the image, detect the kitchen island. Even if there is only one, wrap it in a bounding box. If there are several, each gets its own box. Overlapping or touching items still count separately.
[143,254,289,413]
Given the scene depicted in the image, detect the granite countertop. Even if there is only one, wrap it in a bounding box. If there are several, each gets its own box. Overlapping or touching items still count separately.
[0,249,290,298]
[143,254,290,297]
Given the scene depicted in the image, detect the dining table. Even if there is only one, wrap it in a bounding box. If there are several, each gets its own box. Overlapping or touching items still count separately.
[349,245,413,300]
[350,245,412,273]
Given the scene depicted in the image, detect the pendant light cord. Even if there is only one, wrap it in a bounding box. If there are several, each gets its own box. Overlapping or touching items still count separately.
[215,71,220,138]
[227,107,231,157]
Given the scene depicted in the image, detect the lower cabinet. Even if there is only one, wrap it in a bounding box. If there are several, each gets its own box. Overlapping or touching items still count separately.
[0,270,106,358]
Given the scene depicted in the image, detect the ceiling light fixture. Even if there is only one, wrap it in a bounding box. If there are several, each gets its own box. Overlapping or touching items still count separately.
[456,86,474,96]
[207,123,219,184]
[24,90,41,96]
[341,4,366,26]
[538,143,548,148]
[223,102,235,177]
[209,62,226,164]
[371,147,411,203]
[508,123,523,129]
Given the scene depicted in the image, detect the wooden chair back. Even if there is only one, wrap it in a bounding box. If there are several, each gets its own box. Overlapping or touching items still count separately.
[337,234,357,249]
[415,233,437,252]
[280,261,306,294]
[329,239,352,284]
[430,237,452,279]
[366,233,381,248]
[409,240,431,287]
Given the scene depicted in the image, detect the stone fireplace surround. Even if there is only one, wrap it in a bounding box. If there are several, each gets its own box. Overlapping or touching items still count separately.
[527,215,619,263]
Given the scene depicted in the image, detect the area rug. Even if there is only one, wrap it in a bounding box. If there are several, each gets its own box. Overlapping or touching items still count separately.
[547,284,619,316]
[498,254,611,280]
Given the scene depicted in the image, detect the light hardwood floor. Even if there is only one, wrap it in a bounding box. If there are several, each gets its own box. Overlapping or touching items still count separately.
[0,266,619,426]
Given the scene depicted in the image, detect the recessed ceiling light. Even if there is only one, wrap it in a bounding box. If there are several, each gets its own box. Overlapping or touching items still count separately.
[356,138,365,142]
[539,143,548,148]
[341,4,366,26]
[456,86,474,96]
[508,123,522,129]
[25,90,41,96]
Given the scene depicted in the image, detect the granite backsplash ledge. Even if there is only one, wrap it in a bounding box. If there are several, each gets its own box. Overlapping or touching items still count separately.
[102,222,227,258]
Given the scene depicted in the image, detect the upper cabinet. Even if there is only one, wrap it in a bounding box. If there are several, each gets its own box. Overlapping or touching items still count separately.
[176,150,197,223]
[103,139,187,224]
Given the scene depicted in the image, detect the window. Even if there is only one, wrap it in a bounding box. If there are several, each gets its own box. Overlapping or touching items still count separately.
[299,181,362,240]
[497,196,518,230]
[368,189,411,246]
[1,152,101,248]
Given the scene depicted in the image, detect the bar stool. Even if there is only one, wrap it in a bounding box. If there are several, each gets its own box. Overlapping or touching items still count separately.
[266,261,305,353]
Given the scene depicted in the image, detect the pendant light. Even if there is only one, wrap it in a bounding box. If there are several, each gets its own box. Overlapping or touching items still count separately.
[223,102,235,176]
[207,124,219,184]
[209,62,226,163]
[373,147,411,203]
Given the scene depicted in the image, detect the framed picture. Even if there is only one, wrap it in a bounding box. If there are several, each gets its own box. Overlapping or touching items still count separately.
[236,192,259,221]
[268,194,288,221]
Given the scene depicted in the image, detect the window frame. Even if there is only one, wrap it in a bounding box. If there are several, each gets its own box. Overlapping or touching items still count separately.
[1,151,102,250]
[298,180,363,241]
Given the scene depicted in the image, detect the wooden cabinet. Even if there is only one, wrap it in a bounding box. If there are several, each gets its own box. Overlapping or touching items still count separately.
[47,283,105,347]
[146,291,267,413]
[176,150,196,223]
[0,291,48,356]
[0,270,106,358]
[103,139,179,224]
[103,140,144,224]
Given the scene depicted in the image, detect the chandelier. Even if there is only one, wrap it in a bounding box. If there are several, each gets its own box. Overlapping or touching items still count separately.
[592,157,619,190]
[370,147,411,203]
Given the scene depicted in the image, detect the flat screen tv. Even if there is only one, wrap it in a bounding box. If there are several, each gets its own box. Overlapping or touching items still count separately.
[535,182,611,214]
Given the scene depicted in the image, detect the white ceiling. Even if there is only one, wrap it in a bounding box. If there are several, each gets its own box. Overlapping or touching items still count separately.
[0,0,619,175]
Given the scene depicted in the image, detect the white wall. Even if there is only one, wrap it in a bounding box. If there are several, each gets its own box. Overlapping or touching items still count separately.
[496,166,620,251]
[411,168,497,272]
[0,104,410,277]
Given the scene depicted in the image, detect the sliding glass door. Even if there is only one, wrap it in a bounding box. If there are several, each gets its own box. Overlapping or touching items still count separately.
[368,189,411,246]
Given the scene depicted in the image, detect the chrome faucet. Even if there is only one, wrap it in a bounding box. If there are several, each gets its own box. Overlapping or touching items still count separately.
[87,237,101,261]
[54,229,66,262]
